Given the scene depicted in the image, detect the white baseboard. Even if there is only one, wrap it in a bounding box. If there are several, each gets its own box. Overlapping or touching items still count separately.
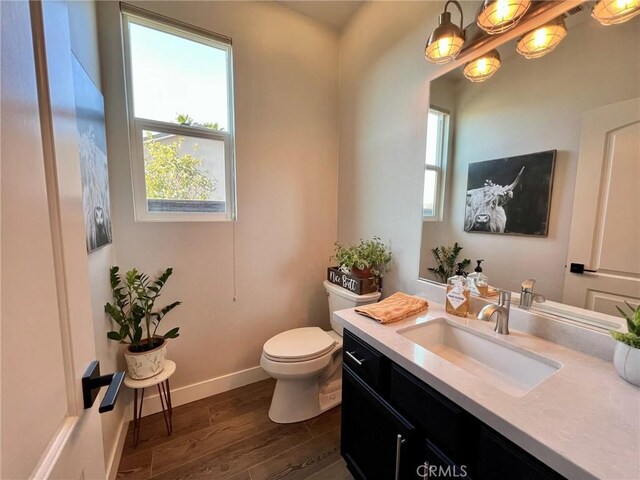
[105,413,128,480]
[135,365,269,419]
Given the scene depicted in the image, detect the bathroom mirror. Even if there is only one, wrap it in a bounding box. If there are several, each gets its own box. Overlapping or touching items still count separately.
[418,3,640,328]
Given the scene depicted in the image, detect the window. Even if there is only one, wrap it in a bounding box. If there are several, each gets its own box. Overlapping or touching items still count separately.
[423,108,449,220]
[122,8,236,221]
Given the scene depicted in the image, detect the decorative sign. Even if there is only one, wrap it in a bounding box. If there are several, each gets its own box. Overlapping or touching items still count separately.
[327,267,380,295]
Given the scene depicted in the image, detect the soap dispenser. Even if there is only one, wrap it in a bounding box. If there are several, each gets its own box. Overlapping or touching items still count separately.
[468,259,489,297]
[445,263,470,318]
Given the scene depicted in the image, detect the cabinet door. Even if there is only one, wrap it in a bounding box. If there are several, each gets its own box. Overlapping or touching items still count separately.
[342,365,418,480]
[474,425,565,480]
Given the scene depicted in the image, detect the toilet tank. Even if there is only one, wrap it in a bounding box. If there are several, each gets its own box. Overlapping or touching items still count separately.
[323,280,381,335]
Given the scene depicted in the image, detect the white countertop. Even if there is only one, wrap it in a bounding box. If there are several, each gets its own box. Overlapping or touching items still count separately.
[335,302,640,480]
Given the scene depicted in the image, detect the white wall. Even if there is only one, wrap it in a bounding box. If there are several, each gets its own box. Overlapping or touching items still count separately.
[98,1,338,398]
[68,1,126,474]
[420,18,640,300]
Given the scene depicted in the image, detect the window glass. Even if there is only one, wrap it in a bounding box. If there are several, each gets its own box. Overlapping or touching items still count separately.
[142,130,226,213]
[129,22,229,130]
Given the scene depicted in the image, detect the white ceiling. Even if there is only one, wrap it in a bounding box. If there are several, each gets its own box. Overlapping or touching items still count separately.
[276,1,364,30]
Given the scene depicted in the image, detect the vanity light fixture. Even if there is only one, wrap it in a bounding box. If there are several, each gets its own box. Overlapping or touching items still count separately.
[425,0,465,64]
[592,0,640,25]
[477,0,531,34]
[516,17,567,59]
[463,49,502,82]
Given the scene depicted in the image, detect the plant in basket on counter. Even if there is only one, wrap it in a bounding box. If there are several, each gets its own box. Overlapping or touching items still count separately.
[105,266,181,380]
[332,236,392,279]
[611,301,640,387]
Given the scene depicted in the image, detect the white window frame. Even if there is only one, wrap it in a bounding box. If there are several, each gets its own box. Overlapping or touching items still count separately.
[121,7,237,222]
[423,107,450,222]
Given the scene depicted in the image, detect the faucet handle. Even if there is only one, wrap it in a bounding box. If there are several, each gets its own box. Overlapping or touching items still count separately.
[521,279,536,292]
[498,289,511,307]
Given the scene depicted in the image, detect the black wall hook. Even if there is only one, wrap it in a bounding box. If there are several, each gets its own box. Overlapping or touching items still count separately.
[82,361,125,413]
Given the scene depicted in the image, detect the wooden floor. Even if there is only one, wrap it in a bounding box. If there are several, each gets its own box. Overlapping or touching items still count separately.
[116,379,353,480]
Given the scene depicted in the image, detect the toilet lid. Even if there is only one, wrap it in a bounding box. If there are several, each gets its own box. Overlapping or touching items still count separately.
[263,327,336,361]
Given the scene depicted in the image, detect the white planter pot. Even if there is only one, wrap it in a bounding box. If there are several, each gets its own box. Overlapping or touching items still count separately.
[124,339,168,380]
[613,341,640,387]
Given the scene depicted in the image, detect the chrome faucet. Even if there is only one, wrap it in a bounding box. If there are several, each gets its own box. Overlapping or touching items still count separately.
[519,279,545,309]
[478,290,511,335]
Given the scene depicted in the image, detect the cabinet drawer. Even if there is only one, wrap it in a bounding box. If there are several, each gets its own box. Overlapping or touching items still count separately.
[474,425,565,480]
[343,329,387,391]
[390,364,469,458]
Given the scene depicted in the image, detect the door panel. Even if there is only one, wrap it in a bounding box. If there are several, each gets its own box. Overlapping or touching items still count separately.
[0,2,70,477]
[563,98,640,314]
[1,1,106,478]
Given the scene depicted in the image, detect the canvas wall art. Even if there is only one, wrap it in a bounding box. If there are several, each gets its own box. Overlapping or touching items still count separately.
[72,54,113,252]
[464,150,556,236]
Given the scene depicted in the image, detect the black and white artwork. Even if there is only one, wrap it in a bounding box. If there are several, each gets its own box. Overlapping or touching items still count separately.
[464,151,556,236]
[72,55,112,252]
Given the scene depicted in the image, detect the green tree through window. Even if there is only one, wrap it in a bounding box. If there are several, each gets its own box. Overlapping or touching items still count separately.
[143,132,216,201]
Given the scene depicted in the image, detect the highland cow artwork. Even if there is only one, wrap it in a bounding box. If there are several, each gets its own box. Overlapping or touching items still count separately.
[464,151,556,236]
[72,55,112,252]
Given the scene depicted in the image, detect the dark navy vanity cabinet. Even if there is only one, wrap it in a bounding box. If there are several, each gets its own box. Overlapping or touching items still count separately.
[341,329,565,480]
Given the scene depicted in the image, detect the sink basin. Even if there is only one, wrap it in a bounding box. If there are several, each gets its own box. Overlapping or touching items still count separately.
[398,319,561,397]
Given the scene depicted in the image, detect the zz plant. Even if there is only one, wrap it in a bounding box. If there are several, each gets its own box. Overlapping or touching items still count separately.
[428,242,471,283]
[611,301,640,349]
[105,266,181,352]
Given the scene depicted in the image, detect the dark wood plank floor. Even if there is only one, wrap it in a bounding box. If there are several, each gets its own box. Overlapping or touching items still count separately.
[116,379,353,480]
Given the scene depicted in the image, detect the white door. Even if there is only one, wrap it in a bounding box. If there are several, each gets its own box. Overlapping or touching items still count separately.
[562,98,640,316]
[1,1,107,478]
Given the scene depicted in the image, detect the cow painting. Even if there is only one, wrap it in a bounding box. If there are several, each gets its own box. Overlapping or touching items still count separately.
[464,167,525,233]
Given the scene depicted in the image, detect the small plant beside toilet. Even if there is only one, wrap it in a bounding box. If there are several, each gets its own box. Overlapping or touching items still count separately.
[105,266,181,380]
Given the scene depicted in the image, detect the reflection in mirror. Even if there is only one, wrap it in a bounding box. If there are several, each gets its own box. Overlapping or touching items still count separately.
[419,6,640,320]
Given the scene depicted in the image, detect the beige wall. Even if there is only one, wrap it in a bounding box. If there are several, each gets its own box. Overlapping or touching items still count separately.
[98,1,339,393]
[338,1,449,295]
[420,18,640,300]
[68,0,127,472]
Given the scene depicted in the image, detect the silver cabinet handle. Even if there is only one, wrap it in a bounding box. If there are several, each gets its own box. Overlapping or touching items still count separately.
[395,434,406,480]
[346,350,365,366]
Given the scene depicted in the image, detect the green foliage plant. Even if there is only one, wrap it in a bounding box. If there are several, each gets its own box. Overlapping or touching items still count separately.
[428,242,471,283]
[143,132,216,201]
[105,266,181,352]
[332,237,392,278]
[611,301,640,349]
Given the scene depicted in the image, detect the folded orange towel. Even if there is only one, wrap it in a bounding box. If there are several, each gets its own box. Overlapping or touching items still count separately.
[355,292,429,324]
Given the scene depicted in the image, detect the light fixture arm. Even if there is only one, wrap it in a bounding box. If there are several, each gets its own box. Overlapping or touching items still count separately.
[444,0,464,31]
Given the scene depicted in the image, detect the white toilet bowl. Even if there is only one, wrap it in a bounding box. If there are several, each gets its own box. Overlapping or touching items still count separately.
[261,281,380,423]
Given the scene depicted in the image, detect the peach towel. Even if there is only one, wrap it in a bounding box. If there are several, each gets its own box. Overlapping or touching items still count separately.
[355,292,429,324]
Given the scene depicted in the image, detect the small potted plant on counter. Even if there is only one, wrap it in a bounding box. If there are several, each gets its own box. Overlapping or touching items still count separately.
[332,236,392,280]
[105,266,181,380]
[611,302,640,387]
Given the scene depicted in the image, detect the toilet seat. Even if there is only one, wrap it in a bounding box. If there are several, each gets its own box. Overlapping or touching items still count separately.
[263,327,336,363]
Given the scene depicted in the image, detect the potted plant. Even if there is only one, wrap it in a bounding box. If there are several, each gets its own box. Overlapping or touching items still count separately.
[332,236,392,280]
[611,302,640,387]
[428,242,471,283]
[105,266,181,380]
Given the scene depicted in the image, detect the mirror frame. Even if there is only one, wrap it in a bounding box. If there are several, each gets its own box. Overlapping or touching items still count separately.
[416,0,626,332]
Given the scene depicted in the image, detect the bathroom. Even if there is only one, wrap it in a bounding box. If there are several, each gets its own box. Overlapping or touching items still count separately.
[1,0,638,479]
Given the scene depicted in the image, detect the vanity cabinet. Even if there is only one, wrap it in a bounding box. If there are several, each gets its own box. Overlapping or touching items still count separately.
[341,329,565,480]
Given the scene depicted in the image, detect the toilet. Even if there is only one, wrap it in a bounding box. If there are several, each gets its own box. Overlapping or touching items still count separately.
[261,280,381,423]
